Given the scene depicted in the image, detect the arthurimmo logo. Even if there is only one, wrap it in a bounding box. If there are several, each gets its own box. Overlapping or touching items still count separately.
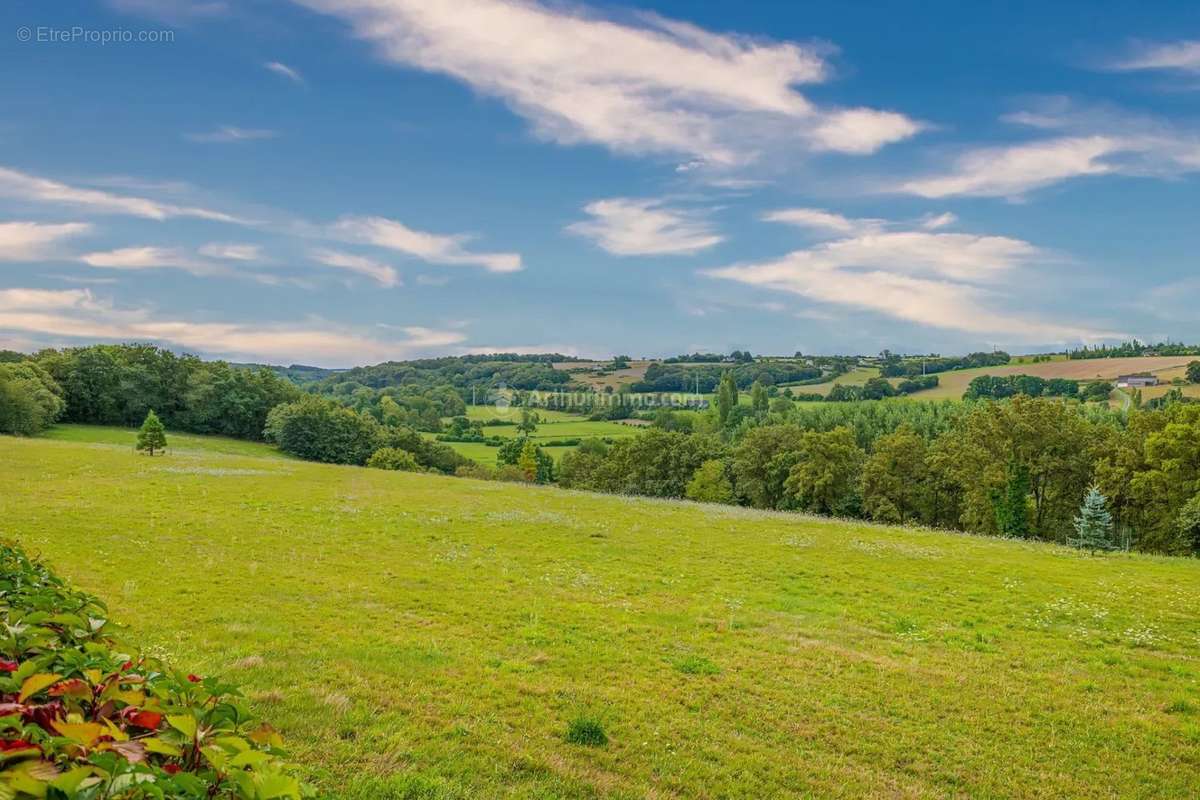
[492,382,512,418]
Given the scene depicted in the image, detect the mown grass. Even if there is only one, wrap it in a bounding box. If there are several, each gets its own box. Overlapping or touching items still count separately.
[3,433,1199,798]
[41,423,290,459]
[786,366,881,396]
[480,420,640,440]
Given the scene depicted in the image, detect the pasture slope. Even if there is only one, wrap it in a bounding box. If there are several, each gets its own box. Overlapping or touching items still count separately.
[3,429,1200,799]
[908,356,1198,400]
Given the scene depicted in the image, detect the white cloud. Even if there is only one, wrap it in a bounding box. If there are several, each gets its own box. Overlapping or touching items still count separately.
[186,126,279,143]
[310,248,400,287]
[897,100,1200,198]
[79,246,227,276]
[762,207,880,236]
[334,215,521,273]
[292,0,920,164]
[920,212,957,230]
[0,222,92,261]
[0,287,466,367]
[899,136,1121,198]
[198,242,263,261]
[703,224,1120,342]
[567,198,723,256]
[265,61,305,83]
[809,108,922,155]
[0,166,244,223]
[1110,40,1200,74]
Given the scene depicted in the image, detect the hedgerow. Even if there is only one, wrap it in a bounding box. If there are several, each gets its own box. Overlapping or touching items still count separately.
[0,542,311,799]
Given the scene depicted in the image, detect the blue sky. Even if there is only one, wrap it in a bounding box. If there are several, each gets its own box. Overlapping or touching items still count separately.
[1,0,1198,366]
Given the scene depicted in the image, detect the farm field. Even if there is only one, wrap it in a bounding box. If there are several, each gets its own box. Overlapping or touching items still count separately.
[786,365,881,396]
[480,419,641,440]
[425,436,578,465]
[3,433,1199,799]
[552,359,654,391]
[908,356,1199,400]
[463,406,582,424]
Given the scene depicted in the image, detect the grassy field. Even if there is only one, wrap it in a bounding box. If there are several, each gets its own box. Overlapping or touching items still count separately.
[428,437,578,465]
[463,406,582,424]
[908,356,1199,400]
[41,423,290,459]
[786,366,881,396]
[3,432,1199,798]
[480,420,640,441]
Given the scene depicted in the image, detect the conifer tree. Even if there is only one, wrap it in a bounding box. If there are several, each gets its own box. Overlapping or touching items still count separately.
[1070,485,1115,554]
[993,461,1031,538]
[716,372,738,427]
[517,439,540,482]
[750,380,768,417]
[136,409,167,455]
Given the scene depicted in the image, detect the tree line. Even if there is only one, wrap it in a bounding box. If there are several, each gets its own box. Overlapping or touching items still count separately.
[560,396,1199,556]
[1,344,300,439]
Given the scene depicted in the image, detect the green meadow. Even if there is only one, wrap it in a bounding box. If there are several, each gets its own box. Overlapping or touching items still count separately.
[3,429,1199,798]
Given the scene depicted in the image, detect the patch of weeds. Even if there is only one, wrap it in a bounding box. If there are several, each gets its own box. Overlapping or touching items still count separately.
[894,617,925,640]
[565,715,609,747]
[672,654,721,675]
[1165,698,1196,715]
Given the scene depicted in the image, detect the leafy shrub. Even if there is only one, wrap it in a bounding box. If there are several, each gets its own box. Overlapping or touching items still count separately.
[367,447,423,472]
[564,716,607,747]
[685,460,734,504]
[0,542,310,798]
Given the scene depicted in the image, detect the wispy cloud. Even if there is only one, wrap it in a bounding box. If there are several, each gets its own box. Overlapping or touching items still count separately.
[895,99,1200,198]
[567,198,723,256]
[310,248,400,287]
[79,246,228,276]
[0,166,245,223]
[185,126,279,143]
[293,0,920,165]
[197,242,263,261]
[265,60,305,83]
[762,208,881,236]
[704,213,1121,342]
[334,216,521,273]
[0,221,93,261]
[898,136,1121,198]
[1109,40,1200,74]
[0,287,466,367]
[920,212,957,230]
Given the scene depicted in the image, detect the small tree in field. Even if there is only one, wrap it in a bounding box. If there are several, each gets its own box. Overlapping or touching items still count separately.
[1070,485,1115,554]
[136,409,167,455]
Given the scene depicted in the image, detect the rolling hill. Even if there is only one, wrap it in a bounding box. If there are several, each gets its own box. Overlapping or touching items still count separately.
[2,429,1198,798]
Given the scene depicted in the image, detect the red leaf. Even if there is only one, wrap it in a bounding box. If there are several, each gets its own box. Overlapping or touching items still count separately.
[128,710,162,729]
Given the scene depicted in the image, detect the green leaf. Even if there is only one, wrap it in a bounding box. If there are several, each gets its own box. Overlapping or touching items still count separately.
[166,714,197,739]
[256,772,302,800]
